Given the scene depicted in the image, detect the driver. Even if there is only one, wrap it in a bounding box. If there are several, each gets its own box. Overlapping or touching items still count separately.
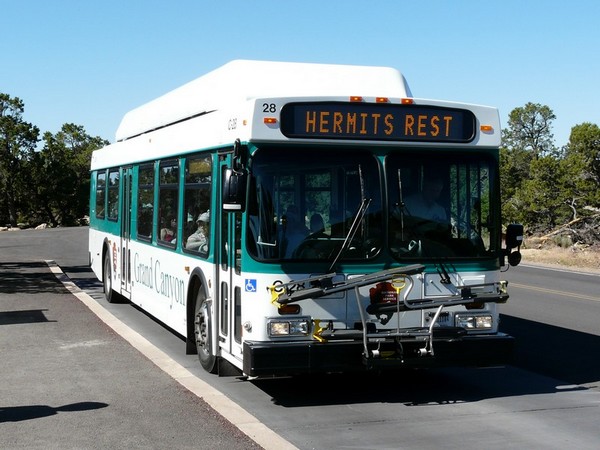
[403,177,447,223]
[282,205,309,258]
[392,176,450,248]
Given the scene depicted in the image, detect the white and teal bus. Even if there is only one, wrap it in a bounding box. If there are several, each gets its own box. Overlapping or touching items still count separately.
[89,60,523,377]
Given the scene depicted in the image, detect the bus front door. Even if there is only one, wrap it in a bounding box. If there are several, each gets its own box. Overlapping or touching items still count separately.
[217,211,244,367]
[120,166,133,298]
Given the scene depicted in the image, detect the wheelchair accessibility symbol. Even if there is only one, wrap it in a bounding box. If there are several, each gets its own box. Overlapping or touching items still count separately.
[245,279,257,292]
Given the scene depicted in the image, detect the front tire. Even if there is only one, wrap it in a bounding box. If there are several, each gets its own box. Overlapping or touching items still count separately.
[194,292,217,373]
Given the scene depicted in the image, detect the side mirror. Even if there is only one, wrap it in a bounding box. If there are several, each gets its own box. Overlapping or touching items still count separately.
[505,224,523,249]
[222,167,247,212]
[503,223,523,267]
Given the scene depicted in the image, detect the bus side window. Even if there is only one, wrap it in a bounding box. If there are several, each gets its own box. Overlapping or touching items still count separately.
[158,160,179,246]
[137,164,154,241]
[107,169,120,221]
[95,171,106,219]
[183,154,212,255]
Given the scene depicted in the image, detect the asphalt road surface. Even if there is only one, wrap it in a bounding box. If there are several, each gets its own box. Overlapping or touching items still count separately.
[2,227,600,449]
[0,228,265,450]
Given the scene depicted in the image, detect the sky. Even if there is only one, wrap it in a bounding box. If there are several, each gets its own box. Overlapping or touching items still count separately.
[3,1,599,148]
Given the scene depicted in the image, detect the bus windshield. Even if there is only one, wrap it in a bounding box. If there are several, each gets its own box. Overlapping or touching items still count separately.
[247,147,499,262]
[247,147,383,261]
[387,152,499,260]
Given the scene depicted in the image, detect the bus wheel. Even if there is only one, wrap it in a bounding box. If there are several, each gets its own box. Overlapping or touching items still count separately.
[103,251,116,303]
[194,293,217,373]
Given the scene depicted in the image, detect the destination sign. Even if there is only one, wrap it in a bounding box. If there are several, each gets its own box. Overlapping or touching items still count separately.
[280,102,476,143]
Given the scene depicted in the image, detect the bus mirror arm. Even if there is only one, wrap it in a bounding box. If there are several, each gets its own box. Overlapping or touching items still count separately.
[502,223,523,267]
[233,138,248,171]
[218,138,248,170]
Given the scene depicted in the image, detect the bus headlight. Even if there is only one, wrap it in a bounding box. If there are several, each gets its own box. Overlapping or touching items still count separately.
[455,314,493,330]
[268,318,310,337]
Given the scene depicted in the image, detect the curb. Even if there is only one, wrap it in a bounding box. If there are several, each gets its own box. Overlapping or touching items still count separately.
[45,260,298,450]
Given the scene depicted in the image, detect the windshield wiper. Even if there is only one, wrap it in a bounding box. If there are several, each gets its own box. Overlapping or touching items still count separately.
[326,197,371,273]
[436,261,452,284]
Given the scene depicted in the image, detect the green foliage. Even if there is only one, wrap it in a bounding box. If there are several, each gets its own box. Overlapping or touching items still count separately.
[500,104,600,243]
[519,156,569,231]
[564,122,600,189]
[0,92,108,227]
[0,93,40,226]
[499,146,532,224]
[35,124,109,225]
[502,102,558,158]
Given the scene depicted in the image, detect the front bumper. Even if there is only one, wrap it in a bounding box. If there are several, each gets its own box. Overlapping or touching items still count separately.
[243,331,514,377]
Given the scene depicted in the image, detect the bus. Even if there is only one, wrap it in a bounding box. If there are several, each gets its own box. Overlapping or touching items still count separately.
[89,60,523,377]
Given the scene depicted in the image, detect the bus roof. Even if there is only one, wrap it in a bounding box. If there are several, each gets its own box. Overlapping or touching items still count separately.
[115,60,413,141]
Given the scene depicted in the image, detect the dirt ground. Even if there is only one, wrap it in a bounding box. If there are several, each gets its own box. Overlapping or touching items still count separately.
[520,240,600,273]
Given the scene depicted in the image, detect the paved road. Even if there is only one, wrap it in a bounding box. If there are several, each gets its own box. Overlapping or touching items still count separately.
[502,264,600,389]
[0,228,265,449]
[3,227,600,450]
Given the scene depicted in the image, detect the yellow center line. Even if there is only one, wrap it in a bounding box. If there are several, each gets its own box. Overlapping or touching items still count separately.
[510,282,600,302]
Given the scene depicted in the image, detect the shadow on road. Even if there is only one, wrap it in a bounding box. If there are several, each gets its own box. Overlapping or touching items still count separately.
[252,364,588,408]
[253,315,600,407]
[59,264,105,291]
[0,262,66,294]
[0,402,109,423]
[500,314,600,386]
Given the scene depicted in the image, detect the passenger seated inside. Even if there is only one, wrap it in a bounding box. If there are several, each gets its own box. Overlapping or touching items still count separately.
[186,210,210,253]
[161,217,177,243]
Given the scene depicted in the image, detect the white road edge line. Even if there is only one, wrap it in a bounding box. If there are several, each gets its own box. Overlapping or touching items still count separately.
[46,260,299,450]
[519,263,600,277]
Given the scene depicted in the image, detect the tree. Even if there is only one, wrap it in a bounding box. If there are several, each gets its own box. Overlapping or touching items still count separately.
[500,103,559,228]
[519,155,569,232]
[564,123,600,188]
[502,102,558,159]
[557,123,600,244]
[0,93,40,226]
[501,113,600,243]
[33,124,108,226]
[499,145,531,224]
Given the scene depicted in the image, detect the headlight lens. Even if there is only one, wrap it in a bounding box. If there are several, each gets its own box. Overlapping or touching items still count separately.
[455,314,493,330]
[268,319,310,337]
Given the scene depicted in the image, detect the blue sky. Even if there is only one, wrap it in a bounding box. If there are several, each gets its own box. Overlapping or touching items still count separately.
[3,1,599,148]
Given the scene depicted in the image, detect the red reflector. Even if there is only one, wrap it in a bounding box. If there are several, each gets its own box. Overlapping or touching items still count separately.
[278,304,301,315]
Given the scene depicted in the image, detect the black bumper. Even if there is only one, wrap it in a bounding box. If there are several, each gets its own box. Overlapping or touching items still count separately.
[243,332,514,377]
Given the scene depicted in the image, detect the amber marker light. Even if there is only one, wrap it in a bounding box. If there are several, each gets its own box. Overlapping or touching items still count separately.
[376,97,389,103]
[401,98,414,104]
[480,125,494,132]
[264,117,278,124]
[350,96,363,102]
